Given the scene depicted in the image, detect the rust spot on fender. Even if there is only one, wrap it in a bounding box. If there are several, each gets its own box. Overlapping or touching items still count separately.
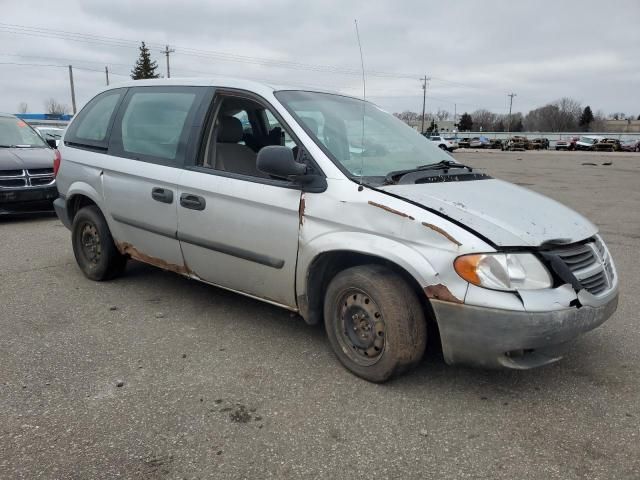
[368,201,414,220]
[117,242,191,276]
[425,284,463,304]
[422,222,462,246]
[298,194,306,226]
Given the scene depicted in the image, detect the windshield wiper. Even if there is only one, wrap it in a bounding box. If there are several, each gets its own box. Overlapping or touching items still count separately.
[384,160,473,185]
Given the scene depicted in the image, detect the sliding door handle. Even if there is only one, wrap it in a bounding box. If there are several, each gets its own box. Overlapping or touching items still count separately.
[151,187,174,204]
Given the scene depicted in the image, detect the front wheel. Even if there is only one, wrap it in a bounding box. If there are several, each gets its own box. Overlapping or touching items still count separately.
[438,144,447,150]
[72,205,127,281]
[324,265,427,382]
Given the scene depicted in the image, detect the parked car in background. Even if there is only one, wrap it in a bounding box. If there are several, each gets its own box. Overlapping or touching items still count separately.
[0,113,58,214]
[488,138,503,149]
[469,136,490,148]
[35,126,65,148]
[620,139,640,152]
[555,137,579,151]
[457,137,470,148]
[502,136,528,151]
[592,138,621,152]
[529,138,549,150]
[54,78,619,382]
[575,135,604,151]
[428,135,458,151]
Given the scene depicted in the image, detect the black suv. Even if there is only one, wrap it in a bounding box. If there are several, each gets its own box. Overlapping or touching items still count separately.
[0,113,59,215]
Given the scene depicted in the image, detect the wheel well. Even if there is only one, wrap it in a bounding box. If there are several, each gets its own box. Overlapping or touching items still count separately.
[68,194,97,221]
[301,251,437,333]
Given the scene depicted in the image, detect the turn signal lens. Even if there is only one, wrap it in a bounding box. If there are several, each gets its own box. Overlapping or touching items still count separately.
[453,255,482,286]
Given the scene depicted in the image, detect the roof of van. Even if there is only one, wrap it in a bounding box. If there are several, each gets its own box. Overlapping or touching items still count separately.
[104,76,339,96]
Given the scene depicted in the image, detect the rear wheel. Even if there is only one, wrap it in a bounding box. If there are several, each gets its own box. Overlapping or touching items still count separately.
[324,265,427,382]
[438,144,447,150]
[72,205,127,281]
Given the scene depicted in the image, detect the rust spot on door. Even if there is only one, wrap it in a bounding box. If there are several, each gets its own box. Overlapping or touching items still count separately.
[422,222,462,246]
[117,242,191,276]
[298,194,306,226]
[368,201,414,220]
[424,284,463,304]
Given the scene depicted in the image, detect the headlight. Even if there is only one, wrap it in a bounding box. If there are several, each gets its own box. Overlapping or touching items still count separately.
[454,253,552,291]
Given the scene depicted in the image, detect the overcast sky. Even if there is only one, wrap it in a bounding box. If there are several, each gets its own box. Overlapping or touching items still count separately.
[1,0,638,117]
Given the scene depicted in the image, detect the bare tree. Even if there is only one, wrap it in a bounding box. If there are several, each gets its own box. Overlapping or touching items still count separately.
[471,109,498,131]
[435,109,450,121]
[44,98,69,115]
[17,102,28,114]
[524,98,581,132]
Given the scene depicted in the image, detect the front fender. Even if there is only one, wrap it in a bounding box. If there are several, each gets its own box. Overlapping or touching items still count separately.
[296,230,467,304]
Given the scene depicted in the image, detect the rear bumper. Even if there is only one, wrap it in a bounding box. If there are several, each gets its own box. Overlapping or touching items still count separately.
[0,185,57,215]
[431,291,618,369]
[53,196,72,229]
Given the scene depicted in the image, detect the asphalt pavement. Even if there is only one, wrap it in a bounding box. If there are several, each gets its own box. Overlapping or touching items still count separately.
[1,150,639,479]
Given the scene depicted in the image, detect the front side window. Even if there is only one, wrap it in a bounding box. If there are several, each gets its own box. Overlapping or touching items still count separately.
[0,117,47,148]
[275,90,450,182]
[120,91,197,161]
[198,95,300,179]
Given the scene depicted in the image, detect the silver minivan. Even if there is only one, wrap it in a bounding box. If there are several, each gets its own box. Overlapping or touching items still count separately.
[53,78,619,382]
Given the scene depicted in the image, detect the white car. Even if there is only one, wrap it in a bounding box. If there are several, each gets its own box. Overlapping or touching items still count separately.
[35,126,65,148]
[429,135,458,152]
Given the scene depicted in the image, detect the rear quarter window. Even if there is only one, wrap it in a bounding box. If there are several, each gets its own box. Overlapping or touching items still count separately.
[65,89,124,149]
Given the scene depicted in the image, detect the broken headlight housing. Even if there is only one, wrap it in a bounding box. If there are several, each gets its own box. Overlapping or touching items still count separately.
[454,253,552,291]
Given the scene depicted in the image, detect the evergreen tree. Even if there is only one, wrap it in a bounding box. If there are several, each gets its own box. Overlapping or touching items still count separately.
[579,106,594,131]
[131,42,160,80]
[458,113,473,131]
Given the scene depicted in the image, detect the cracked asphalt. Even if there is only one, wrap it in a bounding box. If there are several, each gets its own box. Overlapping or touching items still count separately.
[1,150,639,479]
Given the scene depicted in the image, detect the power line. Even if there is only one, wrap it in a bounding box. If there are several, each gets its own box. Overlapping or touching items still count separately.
[0,22,515,95]
[0,61,129,76]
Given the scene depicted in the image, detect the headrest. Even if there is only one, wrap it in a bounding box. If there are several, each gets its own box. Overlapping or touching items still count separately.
[217,116,244,143]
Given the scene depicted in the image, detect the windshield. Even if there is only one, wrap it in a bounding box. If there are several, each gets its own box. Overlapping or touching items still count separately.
[37,128,64,139]
[0,117,47,147]
[275,91,451,180]
[579,136,598,144]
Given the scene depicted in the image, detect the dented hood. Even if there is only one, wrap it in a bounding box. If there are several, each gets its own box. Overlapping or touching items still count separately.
[381,179,597,247]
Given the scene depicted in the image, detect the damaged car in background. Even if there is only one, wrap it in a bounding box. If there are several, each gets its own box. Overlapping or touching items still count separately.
[53,79,619,382]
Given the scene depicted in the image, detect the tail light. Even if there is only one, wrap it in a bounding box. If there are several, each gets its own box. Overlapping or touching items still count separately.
[53,149,61,177]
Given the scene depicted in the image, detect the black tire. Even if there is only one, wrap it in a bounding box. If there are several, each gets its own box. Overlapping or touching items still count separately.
[438,144,447,150]
[323,265,427,382]
[72,205,127,281]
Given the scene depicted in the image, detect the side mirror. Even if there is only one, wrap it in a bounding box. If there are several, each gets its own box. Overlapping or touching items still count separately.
[257,146,306,178]
[46,138,57,149]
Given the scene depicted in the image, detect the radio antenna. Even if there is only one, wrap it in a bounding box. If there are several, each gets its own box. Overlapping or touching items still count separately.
[354,19,366,185]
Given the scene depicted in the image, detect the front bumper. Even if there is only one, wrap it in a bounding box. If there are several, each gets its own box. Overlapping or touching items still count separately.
[0,185,58,215]
[431,291,619,369]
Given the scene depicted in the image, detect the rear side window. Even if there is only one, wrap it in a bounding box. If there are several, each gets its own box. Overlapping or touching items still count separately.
[65,89,124,149]
[110,87,205,166]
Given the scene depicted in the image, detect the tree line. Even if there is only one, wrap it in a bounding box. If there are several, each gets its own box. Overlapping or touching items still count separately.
[394,98,640,132]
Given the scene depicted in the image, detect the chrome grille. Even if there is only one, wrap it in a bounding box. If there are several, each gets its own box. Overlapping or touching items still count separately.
[0,169,55,189]
[549,236,614,296]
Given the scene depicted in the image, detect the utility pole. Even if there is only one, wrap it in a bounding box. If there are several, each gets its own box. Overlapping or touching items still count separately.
[105,66,110,86]
[506,92,517,133]
[162,45,175,78]
[68,65,77,114]
[420,75,430,134]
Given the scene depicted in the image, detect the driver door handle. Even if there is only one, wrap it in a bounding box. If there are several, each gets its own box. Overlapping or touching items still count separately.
[180,193,206,211]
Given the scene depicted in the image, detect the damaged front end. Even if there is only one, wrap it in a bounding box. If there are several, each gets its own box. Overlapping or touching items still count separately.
[433,235,619,369]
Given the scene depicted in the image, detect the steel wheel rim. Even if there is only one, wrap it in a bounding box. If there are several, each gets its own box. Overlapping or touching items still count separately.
[80,222,101,266]
[334,288,386,367]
